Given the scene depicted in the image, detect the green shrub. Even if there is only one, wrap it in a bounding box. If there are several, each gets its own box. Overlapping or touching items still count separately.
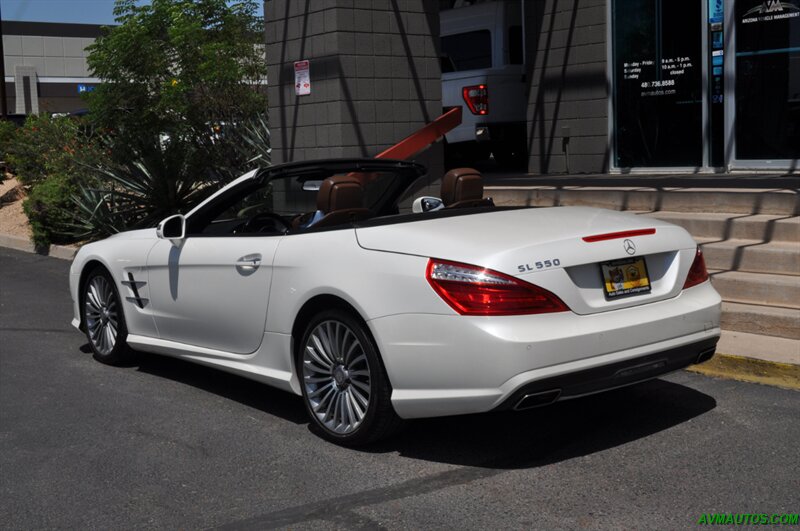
[0,120,17,169]
[6,114,108,246]
[6,114,104,187]
[22,174,79,248]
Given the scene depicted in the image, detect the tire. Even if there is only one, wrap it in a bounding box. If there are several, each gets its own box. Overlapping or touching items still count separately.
[81,267,135,366]
[297,309,402,446]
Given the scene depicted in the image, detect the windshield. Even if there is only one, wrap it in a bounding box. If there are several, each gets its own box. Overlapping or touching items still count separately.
[185,160,428,236]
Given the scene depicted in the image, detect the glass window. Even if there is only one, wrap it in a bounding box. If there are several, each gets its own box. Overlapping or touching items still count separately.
[441,30,492,71]
[735,1,800,160]
[612,0,703,167]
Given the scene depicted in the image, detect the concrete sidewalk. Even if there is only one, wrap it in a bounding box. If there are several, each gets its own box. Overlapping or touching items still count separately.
[481,170,800,190]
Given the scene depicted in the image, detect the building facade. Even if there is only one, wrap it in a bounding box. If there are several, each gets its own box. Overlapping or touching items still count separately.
[266,0,799,175]
[4,3,797,174]
[2,21,102,116]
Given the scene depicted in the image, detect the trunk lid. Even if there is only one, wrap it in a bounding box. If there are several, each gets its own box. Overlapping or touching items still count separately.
[356,207,699,315]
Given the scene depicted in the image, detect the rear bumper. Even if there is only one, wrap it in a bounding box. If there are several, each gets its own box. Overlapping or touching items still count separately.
[493,337,717,412]
[369,282,721,419]
[445,121,525,144]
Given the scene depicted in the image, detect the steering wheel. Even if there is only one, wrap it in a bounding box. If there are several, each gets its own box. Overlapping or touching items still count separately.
[291,211,316,229]
[241,212,290,234]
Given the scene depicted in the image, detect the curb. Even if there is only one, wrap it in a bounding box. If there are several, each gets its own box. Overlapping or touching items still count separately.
[0,234,78,260]
[687,353,800,391]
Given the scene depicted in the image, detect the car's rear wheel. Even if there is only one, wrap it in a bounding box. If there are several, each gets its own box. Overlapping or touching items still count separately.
[82,267,134,365]
[298,309,401,446]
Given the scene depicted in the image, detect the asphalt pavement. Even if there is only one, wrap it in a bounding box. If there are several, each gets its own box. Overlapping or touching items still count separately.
[1,247,798,530]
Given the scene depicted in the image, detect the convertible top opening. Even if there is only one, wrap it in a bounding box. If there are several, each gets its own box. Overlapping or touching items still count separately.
[184,158,498,236]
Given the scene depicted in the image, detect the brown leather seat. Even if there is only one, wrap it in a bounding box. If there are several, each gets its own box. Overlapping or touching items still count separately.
[440,168,494,208]
[311,176,372,228]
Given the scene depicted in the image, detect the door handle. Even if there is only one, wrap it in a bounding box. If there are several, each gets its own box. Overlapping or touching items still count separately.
[235,253,262,271]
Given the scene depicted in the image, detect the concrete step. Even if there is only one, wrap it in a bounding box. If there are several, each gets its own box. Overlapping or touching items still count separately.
[642,212,800,243]
[709,270,800,309]
[486,186,800,215]
[721,301,800,340]
[697,238,800,275]
[717,330,800,365]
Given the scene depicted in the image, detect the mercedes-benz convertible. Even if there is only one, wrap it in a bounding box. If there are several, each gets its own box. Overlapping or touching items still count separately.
[70,159,721,445]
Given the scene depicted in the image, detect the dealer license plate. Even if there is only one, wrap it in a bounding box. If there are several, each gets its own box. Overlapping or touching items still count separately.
[600,257,651,299]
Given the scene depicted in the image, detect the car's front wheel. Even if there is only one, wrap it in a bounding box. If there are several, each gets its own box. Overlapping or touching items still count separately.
[298,309,401,446]
[81,267,134,365]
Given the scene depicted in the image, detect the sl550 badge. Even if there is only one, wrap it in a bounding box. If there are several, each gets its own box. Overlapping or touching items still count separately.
[518,258,561,273]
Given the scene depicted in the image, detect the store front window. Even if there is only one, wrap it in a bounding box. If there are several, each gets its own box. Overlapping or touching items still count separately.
[735,0,800,160]
[612,0,703,168]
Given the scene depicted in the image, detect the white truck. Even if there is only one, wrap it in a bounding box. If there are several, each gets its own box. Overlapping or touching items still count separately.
[440,0,527,168]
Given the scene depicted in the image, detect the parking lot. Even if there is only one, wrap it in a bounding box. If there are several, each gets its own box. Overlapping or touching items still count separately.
[1,247,798,529]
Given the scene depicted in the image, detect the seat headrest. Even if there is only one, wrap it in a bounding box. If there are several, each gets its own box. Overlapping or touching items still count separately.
[317,176,364,214]
[441,168,484,206]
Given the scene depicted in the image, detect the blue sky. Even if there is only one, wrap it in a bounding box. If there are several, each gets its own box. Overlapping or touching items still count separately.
[0,0,263,25]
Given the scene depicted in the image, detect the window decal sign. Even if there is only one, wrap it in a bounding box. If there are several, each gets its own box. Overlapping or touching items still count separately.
[742,0,800,23]
[709,0,724,23]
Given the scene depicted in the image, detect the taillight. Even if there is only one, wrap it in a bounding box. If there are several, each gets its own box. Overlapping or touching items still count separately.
[462,84,488,115]
[683,247,709,289]
[426,258,568,316]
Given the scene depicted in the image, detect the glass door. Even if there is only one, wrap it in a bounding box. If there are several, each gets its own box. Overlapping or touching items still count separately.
[611,0,704,168]
[730,0,800,165]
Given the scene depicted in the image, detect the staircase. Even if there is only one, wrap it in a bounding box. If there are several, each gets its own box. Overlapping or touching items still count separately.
[486,184,800,365]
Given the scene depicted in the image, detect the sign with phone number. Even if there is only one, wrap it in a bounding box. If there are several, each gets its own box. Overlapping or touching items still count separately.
[641,79,675,88]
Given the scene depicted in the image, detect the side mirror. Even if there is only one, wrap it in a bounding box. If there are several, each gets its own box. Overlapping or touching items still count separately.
[412,196,445,214]
[302,180,323,191]
[156,214,186,240]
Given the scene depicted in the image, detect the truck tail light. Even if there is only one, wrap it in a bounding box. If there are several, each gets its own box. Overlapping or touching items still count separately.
[683,247,709,289]
[462,84,489,115]
[426,258,568,316]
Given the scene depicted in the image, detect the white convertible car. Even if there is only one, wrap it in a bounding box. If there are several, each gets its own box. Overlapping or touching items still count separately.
[70,159,721,445]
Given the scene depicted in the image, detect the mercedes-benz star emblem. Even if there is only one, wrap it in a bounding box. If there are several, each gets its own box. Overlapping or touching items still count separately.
[623,239,636,255]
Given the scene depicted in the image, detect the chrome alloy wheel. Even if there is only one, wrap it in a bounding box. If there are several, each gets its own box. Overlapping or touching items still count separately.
[302,320,371,435]
[84,275,119,356]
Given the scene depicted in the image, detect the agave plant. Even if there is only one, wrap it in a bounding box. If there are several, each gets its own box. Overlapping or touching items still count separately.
[234,113,272,167]
[71,115,270,240]
[72,140,219,239]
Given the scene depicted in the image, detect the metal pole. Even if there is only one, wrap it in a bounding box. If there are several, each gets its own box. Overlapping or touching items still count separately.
[0,2,8,118]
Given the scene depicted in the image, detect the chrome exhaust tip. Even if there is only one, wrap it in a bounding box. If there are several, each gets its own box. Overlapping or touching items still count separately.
[695,347,716,365]
[513,389,562,411]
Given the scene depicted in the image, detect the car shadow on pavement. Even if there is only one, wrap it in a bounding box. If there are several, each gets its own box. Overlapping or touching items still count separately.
[126,350,309,425]
[368,378,717,468]
[102,347,716,468]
